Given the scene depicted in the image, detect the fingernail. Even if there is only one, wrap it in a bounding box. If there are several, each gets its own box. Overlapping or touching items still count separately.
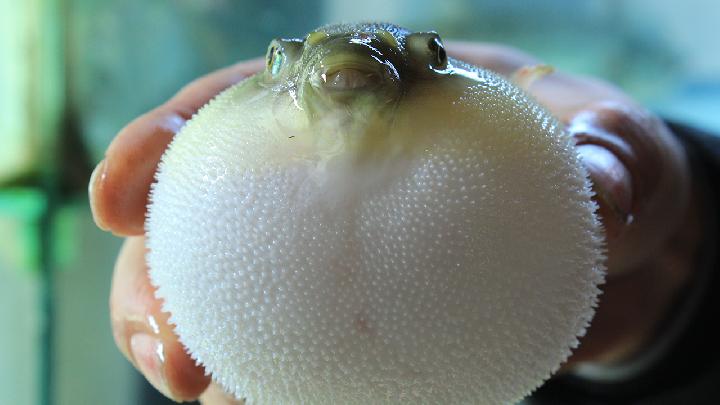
[89,159,110,231]
[577,144,633,227]
[130,333,176,401]
[163,112,187,134]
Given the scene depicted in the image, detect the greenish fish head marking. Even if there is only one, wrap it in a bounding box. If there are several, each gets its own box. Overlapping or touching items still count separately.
[261,23,450,123]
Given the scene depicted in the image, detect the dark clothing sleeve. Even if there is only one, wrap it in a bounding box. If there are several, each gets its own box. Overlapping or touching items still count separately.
[529,122,720,404]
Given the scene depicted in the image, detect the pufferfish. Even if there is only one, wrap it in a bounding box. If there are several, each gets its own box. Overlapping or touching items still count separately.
[146,22,605,405]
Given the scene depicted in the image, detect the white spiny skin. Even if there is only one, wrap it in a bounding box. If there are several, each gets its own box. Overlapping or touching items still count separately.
[147,24,605,405]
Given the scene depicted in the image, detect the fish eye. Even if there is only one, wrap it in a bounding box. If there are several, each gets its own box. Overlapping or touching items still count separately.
[428,37,447,68]
[407,32,447,71]
[266,46,285,76]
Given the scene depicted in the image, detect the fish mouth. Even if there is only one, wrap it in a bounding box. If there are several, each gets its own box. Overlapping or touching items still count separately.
[309,59,401,105]
[308,35,401,96]
[319,65,382,92]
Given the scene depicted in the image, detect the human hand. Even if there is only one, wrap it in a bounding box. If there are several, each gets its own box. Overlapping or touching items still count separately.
[450,42,697,368]
[90,43,695,403]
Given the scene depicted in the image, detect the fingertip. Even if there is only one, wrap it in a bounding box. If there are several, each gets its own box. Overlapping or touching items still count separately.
[130,332,176,400]
[93,111,185,236]
[576,143,633,240]
[163,336,212,401]
[138,305,210,402]
[89,158,146,236]
[127,327,210,402]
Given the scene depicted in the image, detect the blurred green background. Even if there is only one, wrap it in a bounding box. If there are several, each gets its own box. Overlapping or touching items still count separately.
[1,0,718,404]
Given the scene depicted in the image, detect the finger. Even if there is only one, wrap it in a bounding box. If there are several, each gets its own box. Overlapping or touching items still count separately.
[446,42,634,122]
[528,73,633,123]
[110,237,211,401]
[90,59,265,236]
[576,143,632,240]
[568,102,690,274]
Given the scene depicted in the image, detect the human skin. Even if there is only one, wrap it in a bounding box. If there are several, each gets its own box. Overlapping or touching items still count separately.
[89,42,698,403]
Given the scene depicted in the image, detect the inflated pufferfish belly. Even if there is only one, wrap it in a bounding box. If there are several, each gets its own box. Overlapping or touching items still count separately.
[147,22,605,405]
